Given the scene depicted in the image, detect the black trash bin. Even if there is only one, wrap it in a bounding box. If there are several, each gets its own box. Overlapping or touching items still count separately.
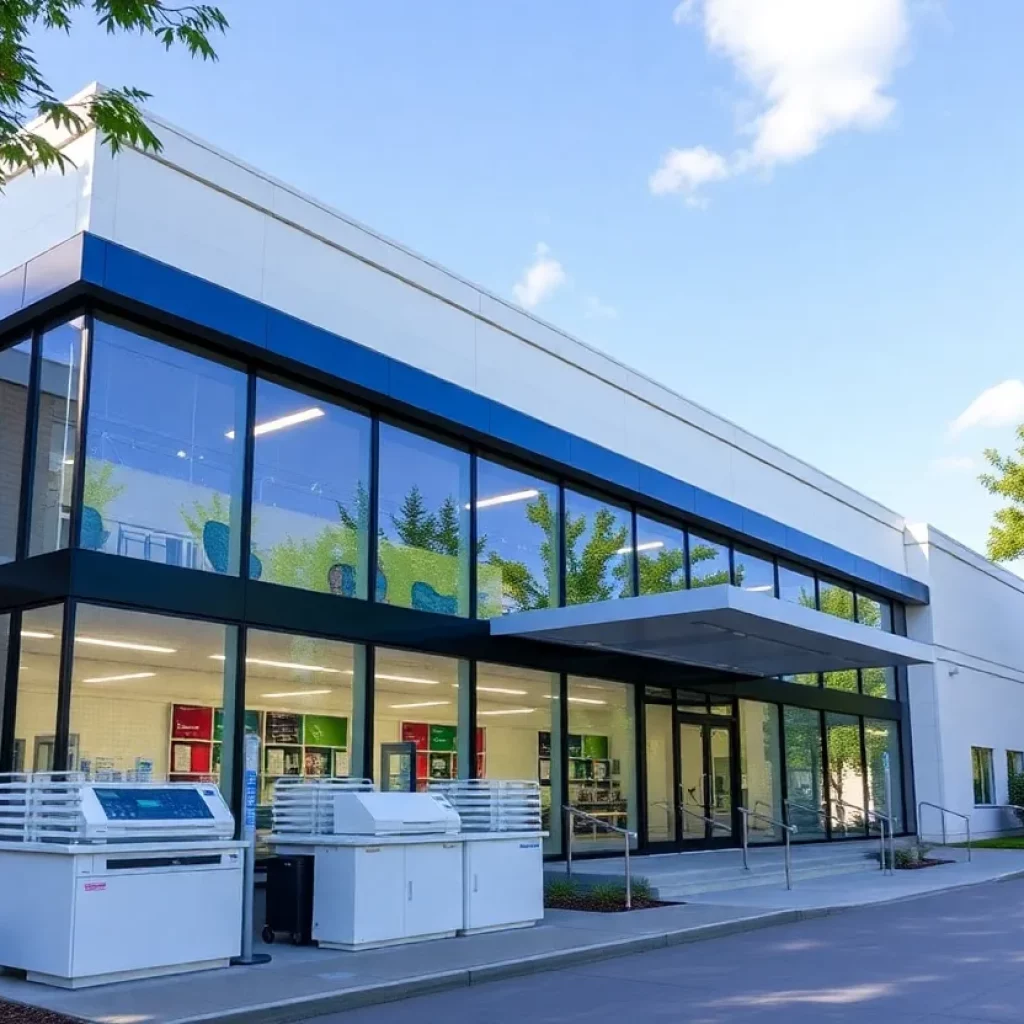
[263,855,314,945]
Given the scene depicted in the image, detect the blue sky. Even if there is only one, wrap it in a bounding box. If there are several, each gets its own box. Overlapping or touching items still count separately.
[30,1,1024,560]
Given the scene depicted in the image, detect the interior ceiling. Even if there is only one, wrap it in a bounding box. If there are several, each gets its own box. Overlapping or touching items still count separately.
[491,586,932,678]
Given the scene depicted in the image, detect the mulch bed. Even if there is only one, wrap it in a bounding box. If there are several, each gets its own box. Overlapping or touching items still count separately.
[545,896,678,913]
[0,1000,83,1023]
[897,857,955,870]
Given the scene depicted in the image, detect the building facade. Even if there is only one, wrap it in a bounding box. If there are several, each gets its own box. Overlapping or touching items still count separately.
[0,88,1018,857]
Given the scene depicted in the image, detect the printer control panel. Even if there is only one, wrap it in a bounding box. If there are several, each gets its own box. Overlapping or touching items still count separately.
[94,788,215,822]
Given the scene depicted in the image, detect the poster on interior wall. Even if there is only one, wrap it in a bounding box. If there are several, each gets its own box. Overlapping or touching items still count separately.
[172,743,193,773]
[266,712,301,745]
[401,722,429,749]
[172,705,214,741]
[303,715,348,748]
[538,732,551,757]
[333,750,350,777]
[429,724,457,752]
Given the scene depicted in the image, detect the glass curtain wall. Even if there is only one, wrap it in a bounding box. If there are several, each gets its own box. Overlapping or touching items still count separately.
[739,700,782,842]
[733,548,775,596]
[635,516,686,595]
[29,319,84,556]
[825,712,865,835]
[377,425,470,616]
[783,705,826,840]
[644,702,675,842]
[865,718,903,832]
[81,321,247,572]
[778,562,815,608]
[249,379,372,596]
[566,676,637,850]
[563,490,633,604]
[0,340,30,563]
[475,460,559,617]
[13,605,64,772]
[374,648,464,788]
[689,533,729,588]
[476,663,561,853]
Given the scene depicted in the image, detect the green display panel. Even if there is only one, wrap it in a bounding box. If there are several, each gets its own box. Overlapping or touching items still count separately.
[582,734,609,759]
[567,734,582,758]
[212,708,261,743]
[303,714,348,748]
[429,724,457,752]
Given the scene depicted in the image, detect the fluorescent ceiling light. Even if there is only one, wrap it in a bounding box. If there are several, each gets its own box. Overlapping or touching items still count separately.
[376,674,439,686]
[388,700,451,710]
[226,407,324,440]
[62,458,75,466]
[746,585,774,593]
[543,694,607,706]
[619,540,665,555]
[21,631,55,640]
[477,708,536,717]
[470,489,539,510]
[78,637,176,654]
[476,686,528,695]
[82,672,156,684]
[209,655,340,674]
[261,689,332,698]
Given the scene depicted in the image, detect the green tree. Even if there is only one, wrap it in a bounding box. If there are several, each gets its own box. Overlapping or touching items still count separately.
[637,546,686,594]
[565,506,629,605]
[390,484,438,550]
[980,425,1024,562]
[482,491,559,613]
[82,461,124,516]
[180,492,230,544]
[434,496,461,558]
[689,541,730,588]
[1,1,227,190]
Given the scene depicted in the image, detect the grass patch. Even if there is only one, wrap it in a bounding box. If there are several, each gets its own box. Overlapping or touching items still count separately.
[544,875,669,912]
[954,836,1024,850]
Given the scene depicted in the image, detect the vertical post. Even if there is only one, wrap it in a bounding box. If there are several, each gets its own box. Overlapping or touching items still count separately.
[624,830,632,910]
[966,817,971,863]
[232,732,270,966]
[883,758,895,875]
[565,807,573,877]
[741,810,749,870]
[784,826,792,891]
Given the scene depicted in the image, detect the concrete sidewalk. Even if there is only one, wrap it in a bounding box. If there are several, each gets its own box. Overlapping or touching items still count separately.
[3,849,1024,1024]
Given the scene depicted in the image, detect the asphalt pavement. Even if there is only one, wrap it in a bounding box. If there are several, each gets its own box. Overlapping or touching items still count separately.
[308,877,1024,1023]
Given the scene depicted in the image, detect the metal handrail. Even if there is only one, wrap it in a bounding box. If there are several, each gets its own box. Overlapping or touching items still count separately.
[829,797,895,874]
[738,806,797,890]
[564,805,638,909]
[918,801,971,862]
[679,801,732,835]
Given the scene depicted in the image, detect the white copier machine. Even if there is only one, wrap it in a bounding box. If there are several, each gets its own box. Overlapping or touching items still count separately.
[0,773,245,988]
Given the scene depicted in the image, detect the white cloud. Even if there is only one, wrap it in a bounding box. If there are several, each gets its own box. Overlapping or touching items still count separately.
[584,295,618,320]
[649,145,731,203]
[949,380,1024,436]
[656,0,909,200]
[512,243,566,309]
[930,455,976,473]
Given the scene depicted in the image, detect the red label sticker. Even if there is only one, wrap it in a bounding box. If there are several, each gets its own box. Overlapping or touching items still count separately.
[83,882,107,892]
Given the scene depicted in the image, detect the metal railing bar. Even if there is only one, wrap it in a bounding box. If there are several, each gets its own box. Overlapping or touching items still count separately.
[738,806,797,891]
[918,801,971,862]
[563,804,638,909]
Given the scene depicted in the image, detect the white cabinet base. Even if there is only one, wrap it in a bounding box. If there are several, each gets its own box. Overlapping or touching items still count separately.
[461,835,544,935]
[318,930,456,952]
[27,958,230,990]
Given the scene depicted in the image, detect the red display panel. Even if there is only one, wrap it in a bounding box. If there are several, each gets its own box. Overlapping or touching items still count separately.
[402,722,429,749]
[171,705,213,741]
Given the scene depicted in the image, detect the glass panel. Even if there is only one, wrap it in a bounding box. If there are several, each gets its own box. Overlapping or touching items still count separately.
[781,673,820,687]
[688,533,730,588]
[783,706,825,840]
[778,562,815,608]
[818,578,855,620]
[476,663,560,854]
[377,424,470,616]
[374,648,461,789]
[676,690,708,711]
[564,490,633,604]
[1009,750,1024,779]
[972,747,994,805]
[856,593,892,631]
[861,666,896,699]
[15,605,64,772]
[68,606,235,798]
[475,460,559,616]
[709,725,732,838]
[567,676,636,850]
[709,699,733,717]
[824,669,858,693]
[246,628,359,821]
[826,712,865,835]
[733,547,775,596]
[250,379,371,596]
[644,703,675,843]
[678,721,705,841]
[636,515,686,595]
[865,718,903,832]
[29,320,84,556]
[739,700,782,843]
[0,340,30,563]
[82,321,247,573]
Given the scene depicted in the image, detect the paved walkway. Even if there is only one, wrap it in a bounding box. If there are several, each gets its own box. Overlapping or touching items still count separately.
[319,877,1024,1023]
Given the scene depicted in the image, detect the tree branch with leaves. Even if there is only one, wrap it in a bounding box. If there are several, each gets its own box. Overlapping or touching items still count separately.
[0,0,227,189]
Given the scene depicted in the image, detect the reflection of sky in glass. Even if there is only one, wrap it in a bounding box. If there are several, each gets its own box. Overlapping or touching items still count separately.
[733,547,774,595]
[564,490,632,602]
[476,459,557,614]
[778,563,815,607]
[636,515,685,594]
[252,378,370,519]
[689,533,729,588]
[86,321,245,495]
[377,423,470,543]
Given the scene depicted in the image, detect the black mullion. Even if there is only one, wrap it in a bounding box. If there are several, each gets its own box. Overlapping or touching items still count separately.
[66,315,93,551]
[15,326,43,560]
[238,372,257,582]
[671,703,683,843]
[368,418,381,603]
[466,659,478,779]
[557,671,569,855]
[0,610,23,771]
[772,558,780,599]
[634,681,648,849]
[557,486,567,607]
[228,624,247,837]
[362,645,376,783]
[52,600,77,772]
[469,452,478,619]
[683,530,692,589]
[727,543,736,586]
[629,507,640,598]
[819,708,832,840]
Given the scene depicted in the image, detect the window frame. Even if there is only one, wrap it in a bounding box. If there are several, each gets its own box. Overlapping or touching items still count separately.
[972,746,995,806]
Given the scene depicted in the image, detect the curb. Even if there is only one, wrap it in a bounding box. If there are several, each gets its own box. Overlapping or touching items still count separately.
[166,909,811,1024]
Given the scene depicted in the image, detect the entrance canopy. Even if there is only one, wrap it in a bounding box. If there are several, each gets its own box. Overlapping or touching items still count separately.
[490,585,932,677]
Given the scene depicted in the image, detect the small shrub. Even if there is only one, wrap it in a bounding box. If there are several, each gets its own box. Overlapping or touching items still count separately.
[882,842,932,869]
[544,877,582,902]
[1009,773,1024,826]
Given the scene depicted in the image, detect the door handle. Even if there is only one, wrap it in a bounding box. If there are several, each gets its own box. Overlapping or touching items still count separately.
[407,880,413,901]
[473,873,478,893]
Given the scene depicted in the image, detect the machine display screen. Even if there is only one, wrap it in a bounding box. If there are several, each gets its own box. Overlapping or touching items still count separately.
[94,788,214,821]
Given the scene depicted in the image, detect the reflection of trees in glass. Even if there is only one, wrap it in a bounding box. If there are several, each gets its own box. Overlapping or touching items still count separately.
[481,492,557,613]
[181,492,231,545]
[565,503,630,605]
[819,584,854,620]
[689,541,730,588]
[638,545,685,594]
[827,718,864,824]
[83,462,125,517]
